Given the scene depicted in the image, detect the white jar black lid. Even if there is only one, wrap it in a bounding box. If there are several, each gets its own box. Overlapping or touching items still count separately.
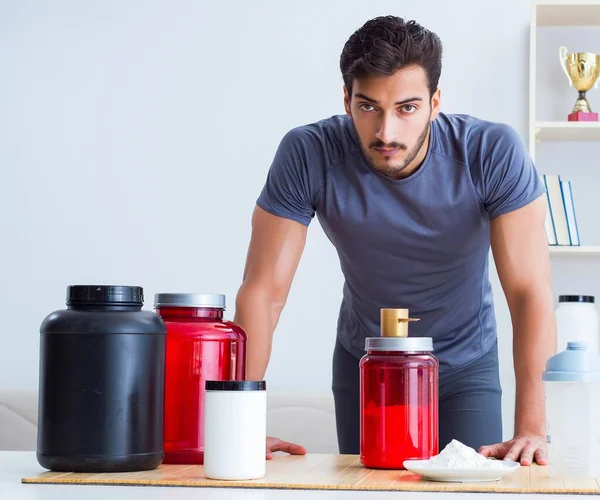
[559,295,595,303]
[154,293,226,309]
[205,381,266,391]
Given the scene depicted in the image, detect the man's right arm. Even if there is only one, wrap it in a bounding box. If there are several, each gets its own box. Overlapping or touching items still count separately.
[234,205,308,381]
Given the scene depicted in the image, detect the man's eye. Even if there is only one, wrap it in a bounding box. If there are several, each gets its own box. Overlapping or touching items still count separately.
[359,103,376,112]
[400,104,417,113]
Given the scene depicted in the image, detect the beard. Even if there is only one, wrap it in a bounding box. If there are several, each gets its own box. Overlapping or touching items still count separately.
[356,118,431,179]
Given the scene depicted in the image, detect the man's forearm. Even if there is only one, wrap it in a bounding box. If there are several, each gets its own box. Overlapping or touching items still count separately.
[511,287,556,436]
[234,283,284,381]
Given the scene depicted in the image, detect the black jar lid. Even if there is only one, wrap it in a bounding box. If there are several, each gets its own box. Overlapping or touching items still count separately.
[205,380,266,391]
[67,285,144,306]
[559,295,595,304]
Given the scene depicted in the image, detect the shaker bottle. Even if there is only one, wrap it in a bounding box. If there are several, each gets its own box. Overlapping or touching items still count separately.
[543,341,600,477]
[360,308,438,469]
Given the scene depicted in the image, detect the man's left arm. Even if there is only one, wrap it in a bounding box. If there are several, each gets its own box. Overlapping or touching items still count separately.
[479,195,557,466]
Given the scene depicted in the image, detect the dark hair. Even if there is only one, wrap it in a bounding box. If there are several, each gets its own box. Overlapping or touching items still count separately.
[340,16,442,98]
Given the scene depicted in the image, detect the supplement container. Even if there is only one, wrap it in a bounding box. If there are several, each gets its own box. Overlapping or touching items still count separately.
[543,341,600,478]
[555,295,599,354]
[37,285,167,472]
[203,380,267,480]
[155,293,247,464]
[360,308,438,469]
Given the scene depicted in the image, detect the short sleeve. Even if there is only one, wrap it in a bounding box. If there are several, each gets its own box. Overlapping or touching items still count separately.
[477,123,546,220]
[256,126,323,226]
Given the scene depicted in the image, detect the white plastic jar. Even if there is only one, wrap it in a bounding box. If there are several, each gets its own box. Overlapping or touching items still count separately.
[203,380,266,480]
[555,295,599,355]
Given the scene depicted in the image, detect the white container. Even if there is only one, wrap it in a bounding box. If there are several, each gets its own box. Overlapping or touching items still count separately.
[203,380,266,480]
[543,342,600,478]
[555,295,599,354]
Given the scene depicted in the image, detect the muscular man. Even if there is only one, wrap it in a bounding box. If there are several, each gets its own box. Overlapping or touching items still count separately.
[234,15,556,466]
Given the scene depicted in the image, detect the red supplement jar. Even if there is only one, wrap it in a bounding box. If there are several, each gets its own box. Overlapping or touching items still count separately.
[154,293,247,464]
[360,308,438,469]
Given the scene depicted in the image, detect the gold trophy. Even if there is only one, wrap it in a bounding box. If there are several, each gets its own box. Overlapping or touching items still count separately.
[559,46,600,121]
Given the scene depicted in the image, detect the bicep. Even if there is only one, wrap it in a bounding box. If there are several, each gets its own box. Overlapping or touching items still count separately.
[490,195,551,300]
[241,205,308,301]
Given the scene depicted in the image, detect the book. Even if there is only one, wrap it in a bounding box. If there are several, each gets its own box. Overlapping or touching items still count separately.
[560,179,580,246]
[542,174,557,245]
[543,174,571,246]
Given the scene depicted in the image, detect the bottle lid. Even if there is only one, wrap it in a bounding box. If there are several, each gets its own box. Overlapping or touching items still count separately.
[205,380,266,391]
[365,337,433,352]
[542,342,600,382]
[380,308,420,337]
[67,285,143,306]
[559,295,595,304]
[154,293,226,309]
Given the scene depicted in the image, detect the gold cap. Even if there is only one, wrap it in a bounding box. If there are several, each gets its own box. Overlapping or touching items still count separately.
[380,308,420,337]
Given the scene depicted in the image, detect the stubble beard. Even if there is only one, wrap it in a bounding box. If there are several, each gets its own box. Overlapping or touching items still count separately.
[367,121,430,179]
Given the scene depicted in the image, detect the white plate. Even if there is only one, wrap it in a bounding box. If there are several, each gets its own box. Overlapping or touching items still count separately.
[403,459,521,482]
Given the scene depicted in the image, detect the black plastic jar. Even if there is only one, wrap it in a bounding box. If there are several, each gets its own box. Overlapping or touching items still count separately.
[37,285,167,472]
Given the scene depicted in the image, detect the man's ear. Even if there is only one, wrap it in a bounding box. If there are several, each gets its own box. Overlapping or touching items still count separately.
[430,88,441,121]
[343,86,351,116]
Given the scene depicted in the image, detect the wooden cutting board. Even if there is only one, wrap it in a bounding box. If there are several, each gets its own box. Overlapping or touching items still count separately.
[21,454,600,494]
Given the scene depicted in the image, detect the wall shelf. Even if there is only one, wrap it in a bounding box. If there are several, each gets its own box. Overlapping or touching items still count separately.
[549,245,600,254]
[536,1,600,26]
[536,121,600,141]
[530,1,600,254]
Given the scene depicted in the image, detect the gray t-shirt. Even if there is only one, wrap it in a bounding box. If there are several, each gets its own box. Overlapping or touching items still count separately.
[256,112,545,371]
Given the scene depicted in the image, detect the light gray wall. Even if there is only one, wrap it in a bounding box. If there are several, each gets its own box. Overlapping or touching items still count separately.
[2,0,596,443]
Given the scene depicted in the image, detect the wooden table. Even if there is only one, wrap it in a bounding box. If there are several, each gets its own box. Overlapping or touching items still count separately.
[5,451,600,498]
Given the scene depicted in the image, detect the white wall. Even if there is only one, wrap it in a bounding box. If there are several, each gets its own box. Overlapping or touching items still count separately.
[3,0,592,443]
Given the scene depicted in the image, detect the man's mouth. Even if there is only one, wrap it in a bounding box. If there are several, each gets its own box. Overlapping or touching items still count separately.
[374,147,400,157]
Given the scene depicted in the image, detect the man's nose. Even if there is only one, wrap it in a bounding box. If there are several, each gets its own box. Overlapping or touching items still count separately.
[374,114,399,145]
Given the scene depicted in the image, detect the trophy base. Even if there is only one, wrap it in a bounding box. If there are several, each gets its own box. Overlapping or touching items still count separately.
[568,111,599,121]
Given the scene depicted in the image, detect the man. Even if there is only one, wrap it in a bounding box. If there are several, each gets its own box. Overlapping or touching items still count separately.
[233,15,556,466]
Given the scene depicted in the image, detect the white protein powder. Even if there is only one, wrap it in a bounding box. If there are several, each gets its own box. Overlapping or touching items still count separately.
[427,439,505,469]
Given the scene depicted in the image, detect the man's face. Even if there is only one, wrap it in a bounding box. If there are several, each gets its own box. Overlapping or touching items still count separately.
[344,65,441,179]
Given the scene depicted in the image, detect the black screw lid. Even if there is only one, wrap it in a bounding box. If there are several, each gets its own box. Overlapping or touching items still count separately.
[205,380,266,391]
[66,285,144,306]
[559,295,595,304]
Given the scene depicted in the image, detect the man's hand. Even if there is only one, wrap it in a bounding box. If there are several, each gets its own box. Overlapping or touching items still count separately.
[479,434,547,466]
[266,436,307,460]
